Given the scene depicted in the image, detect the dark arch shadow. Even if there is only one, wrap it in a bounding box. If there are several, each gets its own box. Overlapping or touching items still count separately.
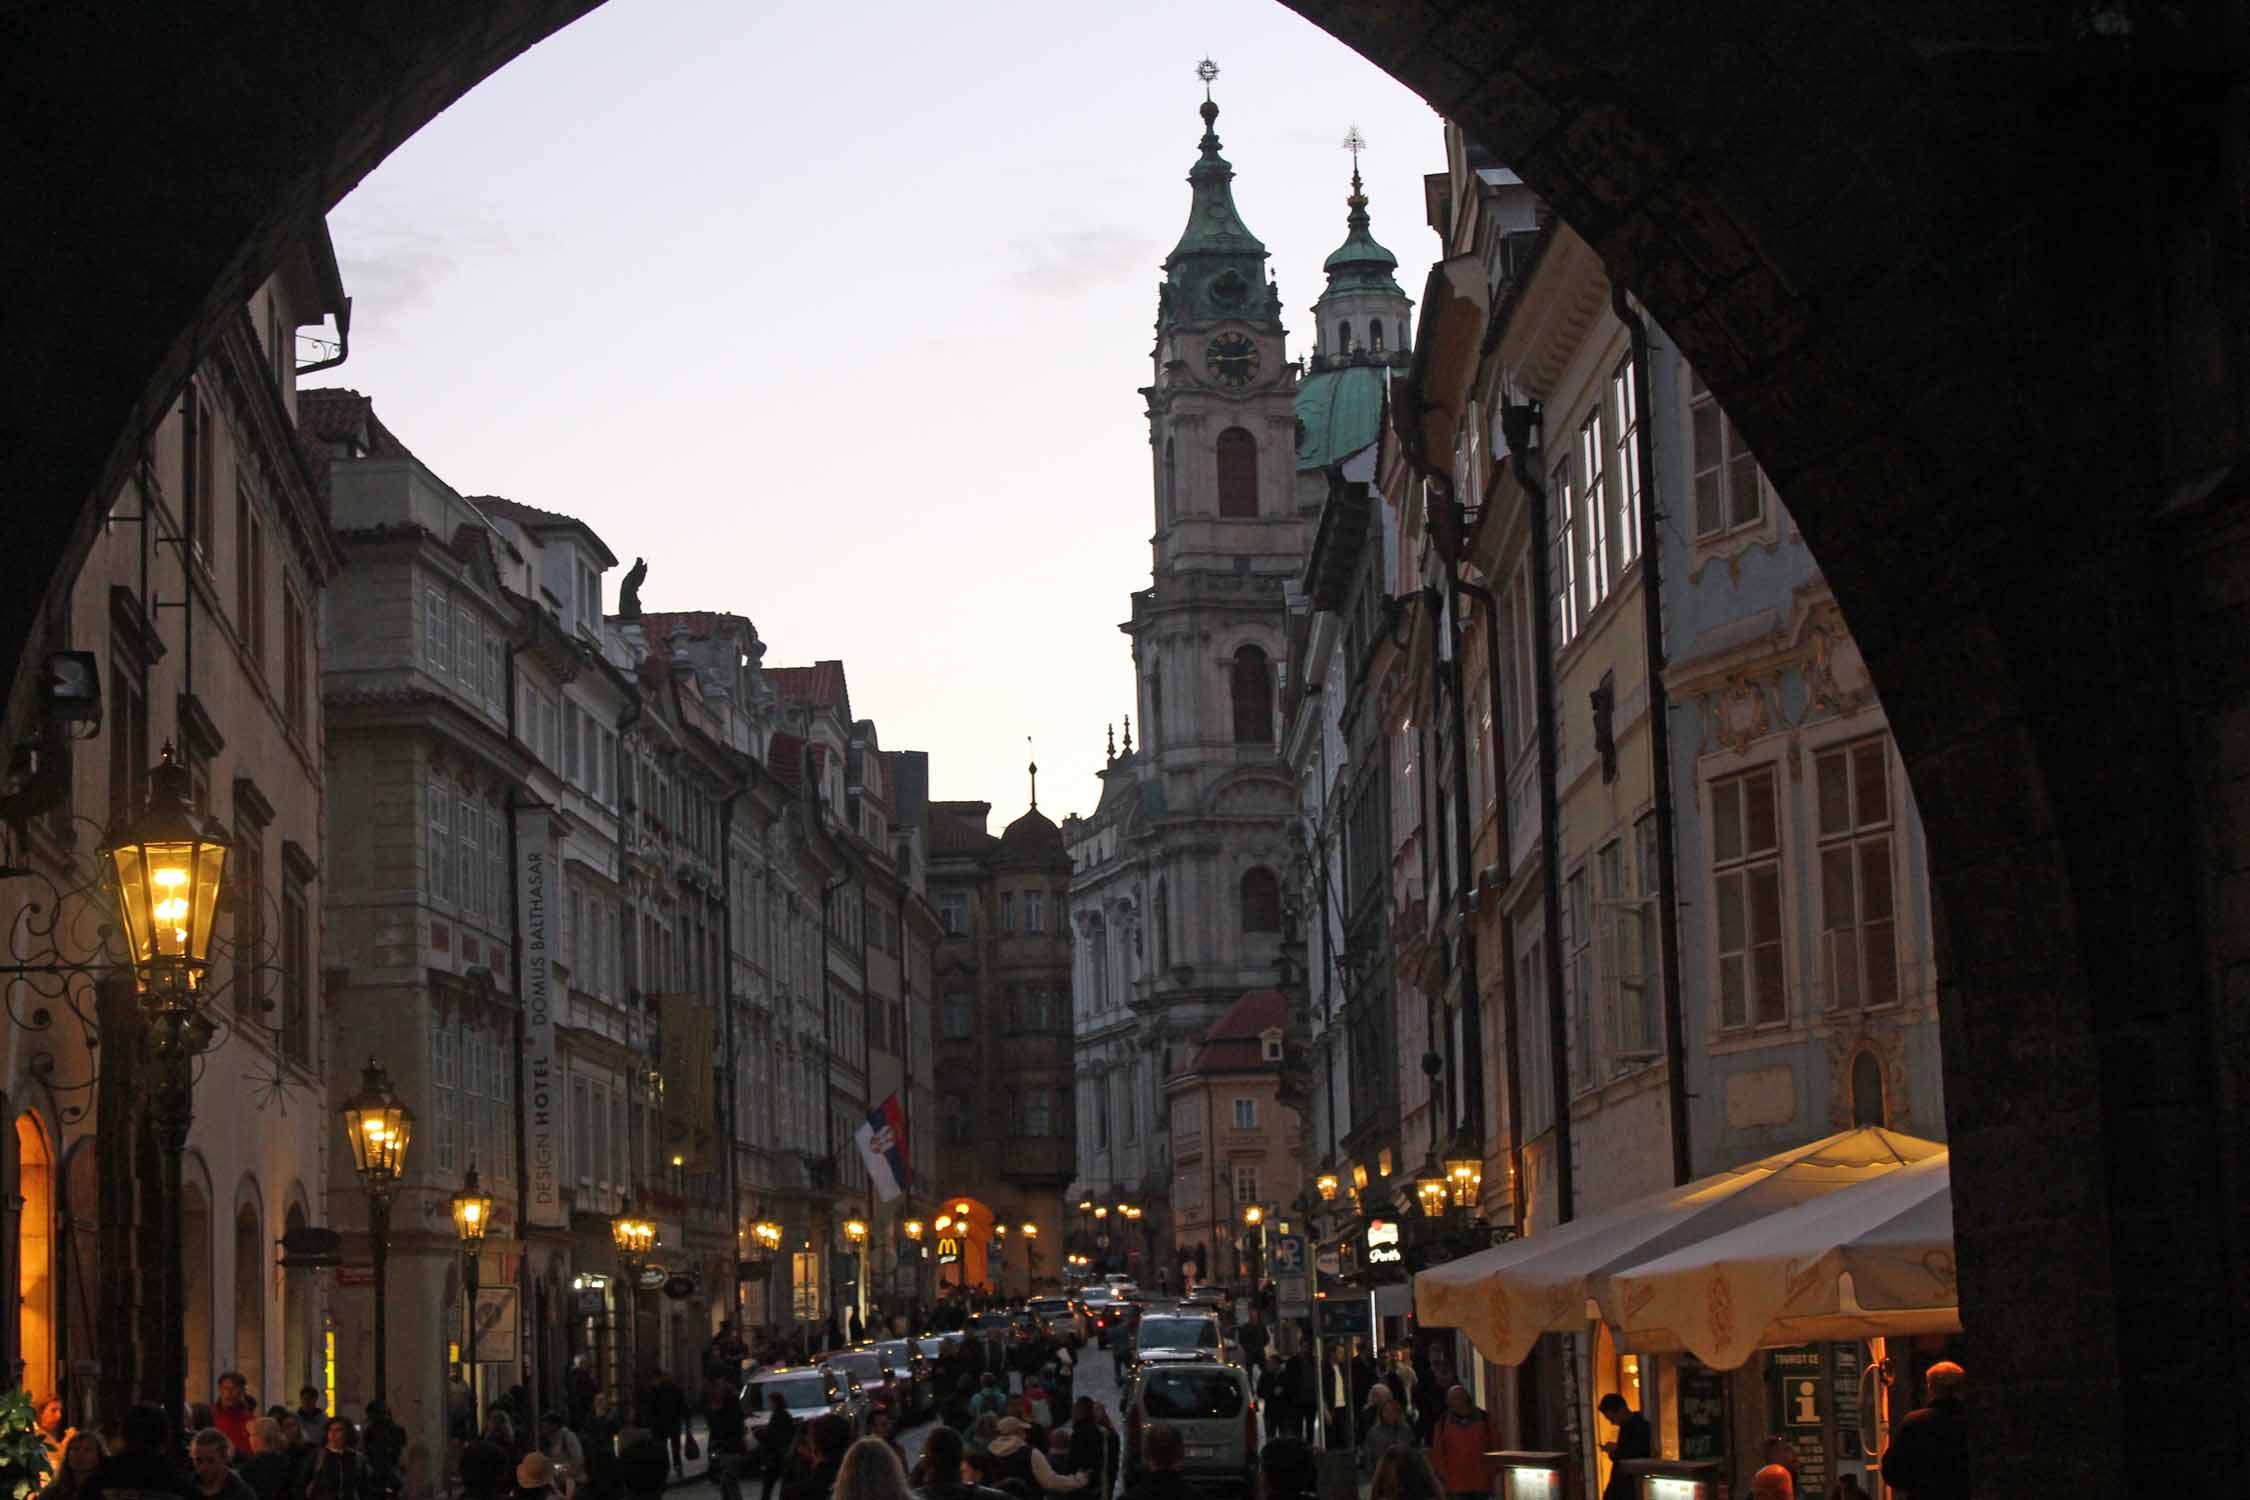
[4,7,2245,1496]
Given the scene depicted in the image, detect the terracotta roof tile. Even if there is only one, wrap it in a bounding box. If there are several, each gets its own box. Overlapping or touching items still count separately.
[1190,988,1289,1073]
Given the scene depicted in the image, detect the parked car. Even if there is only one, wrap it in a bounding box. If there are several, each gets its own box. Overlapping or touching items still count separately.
[1183,1282,1231,1311]
[821,1348,904,1415]
[1122,1360,1257,1491]
[870,1338,934,1419]
[1125,1311,1225,1373]
[743,1363,866,1437]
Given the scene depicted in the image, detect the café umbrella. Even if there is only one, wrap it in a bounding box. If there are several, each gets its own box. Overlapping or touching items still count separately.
[1413,1127,1943,1366]
[1603,1150,1958,1369]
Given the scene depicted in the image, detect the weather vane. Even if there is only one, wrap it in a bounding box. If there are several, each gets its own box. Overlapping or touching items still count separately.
[1344,125,1367,168]
[1197,58,1220,99]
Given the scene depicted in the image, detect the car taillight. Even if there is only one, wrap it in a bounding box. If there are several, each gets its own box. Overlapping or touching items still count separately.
[1244,1398,1257,1455]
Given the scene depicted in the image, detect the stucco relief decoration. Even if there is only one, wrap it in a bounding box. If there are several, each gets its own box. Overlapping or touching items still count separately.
[1709,674,1772,757]
[1804,623,1872,720]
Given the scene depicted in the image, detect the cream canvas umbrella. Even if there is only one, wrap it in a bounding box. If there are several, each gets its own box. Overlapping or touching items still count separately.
[1414,1127,1942,1367]
[1605,1150,1957,1369]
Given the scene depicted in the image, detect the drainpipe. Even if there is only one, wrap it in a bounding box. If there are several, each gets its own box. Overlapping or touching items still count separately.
[1612,285,1692,1188]
[1453,575,1525,1236]
[1503,400,1575,1224]
[719,780,745,1326]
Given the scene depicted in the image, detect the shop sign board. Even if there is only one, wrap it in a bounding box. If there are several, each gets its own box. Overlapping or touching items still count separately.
[1277,1275,1310,1316]
[1315,1300,1371,1337]
[1676,1360,1727,1464]
[1364,1219,1402,1266]
[473,1287,518,1363]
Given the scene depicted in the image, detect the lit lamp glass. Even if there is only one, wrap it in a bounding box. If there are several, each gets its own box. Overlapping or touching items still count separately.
[340,1061,414,1185]
[1414,1169,1449,1219]
[1077,1198,1093,1212]
[1241,1204,1264,1227]
[753,1217,782,1252]
[994,1223,1009,1240]
[844,1218,868,1244]
[102,745,230,992]
[1021,1222,1037,1238]
[1445,1148,1483,1209]
[449,1165,493,1246]
[1315,1172,1340,1202]
[1093,1206,1108,1220]
[612,1217,657,1258]
[903,1218,925,1240]
[953,1201,971,1217]
[934,1215,954,1232]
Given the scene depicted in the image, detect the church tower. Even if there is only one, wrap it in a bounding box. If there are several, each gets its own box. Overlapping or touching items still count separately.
[1067,70,1307,1268]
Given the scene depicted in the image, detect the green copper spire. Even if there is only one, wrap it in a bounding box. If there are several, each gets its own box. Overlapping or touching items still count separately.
[1322,164,1404,294]
[1158,73,1275,331]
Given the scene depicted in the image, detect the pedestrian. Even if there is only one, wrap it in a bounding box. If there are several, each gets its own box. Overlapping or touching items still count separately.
[359,1403,404,1500]
[615,1440,668,1500]
[536,1414,586,1500]
[301,1420,370,1500]
[980,1418,1084,1494]
[833,1438,912,1500]
[513,1453,558,1500]
[1259,1439,1318,1500]
[865,1409,905,1470]
[457,1443,511,1500]
[701,1380,747,1500]
[187,1430,256,1500]
[295,1393,327,1436]
[1595,1394,1651,1500]
[236,1420,295,1500]
[781,1416,850,1500]
[447,1369,477,1444]
[1117,1426,1189,1500]
[1321,1345,1353,1450]
[35,1395,74,1477]
[1748,1466,1793,1500]
[79,1404,188,1500]
[971,1377,1008,1421]
[1061,1400,1117,1500]
[752,1394,795,1500]
[1425,1387,1494,1500]
[39,1432,104,1500]
[1359,1396,1417,1475]
[1367,1448,1444,1500]
[482,1414,523,1467]
[645,1374,688,1479]
[1878,1362,1968,1500]
[1758,1437,1801,1496]
[913,1427,1006,1500]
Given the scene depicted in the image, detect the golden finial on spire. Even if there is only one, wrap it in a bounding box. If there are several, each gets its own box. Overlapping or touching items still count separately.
[1343,125,1368,205]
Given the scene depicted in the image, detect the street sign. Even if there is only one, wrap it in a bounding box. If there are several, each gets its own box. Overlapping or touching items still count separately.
[1277,1274,1310,1317]
[1314,1300,1371,1337]
[636,1264,670,1291]
[1314,1248,1341,1277]
[1273,1234,1306,1274]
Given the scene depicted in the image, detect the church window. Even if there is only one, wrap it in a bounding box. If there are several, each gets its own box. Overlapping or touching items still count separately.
[1241,867,1281,934]
[1231,644,1273,745]
[1216,427,1258,518]
[1397,320,1409,354]
[1163,437,1178,521]
[1370,321,1385,353]
[1338,322,1354,353]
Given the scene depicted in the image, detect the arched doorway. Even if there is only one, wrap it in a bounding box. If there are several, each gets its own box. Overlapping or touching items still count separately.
[14,1114,53,1401]
[233,1199,264,1397]
[182,1178,213,1404]
[282,1201,310,1398]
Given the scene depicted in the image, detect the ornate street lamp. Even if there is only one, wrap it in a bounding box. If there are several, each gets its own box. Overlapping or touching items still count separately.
[450,1163,494,1392]
[100,744,231,1444]
[1444,1133,1483,1212]
[613,1214,657,1384]
[340,1059,413,1404]
[844,1218,869,1335]
[1315,1171,1341,1203]
[903,1217,925,1241]
[1413,1156,1450,1219]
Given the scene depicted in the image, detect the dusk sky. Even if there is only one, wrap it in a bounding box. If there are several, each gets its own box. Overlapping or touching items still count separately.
[317,0,1437,820]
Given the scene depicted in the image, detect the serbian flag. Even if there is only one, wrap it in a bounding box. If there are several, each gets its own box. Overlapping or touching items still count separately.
[854,1093,911,1202]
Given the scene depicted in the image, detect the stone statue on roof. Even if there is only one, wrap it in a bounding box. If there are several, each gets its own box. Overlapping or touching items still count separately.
[620,556,647,619]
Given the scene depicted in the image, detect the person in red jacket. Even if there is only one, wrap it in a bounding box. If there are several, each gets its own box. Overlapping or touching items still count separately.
[1424,1387,1494,1500]
[212,1373,256,1460]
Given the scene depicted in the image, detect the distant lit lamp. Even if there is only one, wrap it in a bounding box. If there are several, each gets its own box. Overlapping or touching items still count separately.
[1315,1171,1340,1202]
[903,1218,925,1241]
[450,1163,494,1385]
[1444,1132,1483,1211]
[1414,1157,1450,1219]
[340,1060,414,1404]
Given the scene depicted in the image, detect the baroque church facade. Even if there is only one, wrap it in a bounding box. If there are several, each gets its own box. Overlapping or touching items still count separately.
[1065,85,1411,1282]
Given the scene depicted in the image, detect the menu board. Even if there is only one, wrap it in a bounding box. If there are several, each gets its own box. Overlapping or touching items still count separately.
[1832,1343,1864,1461]
[1677,1360,1728,1464]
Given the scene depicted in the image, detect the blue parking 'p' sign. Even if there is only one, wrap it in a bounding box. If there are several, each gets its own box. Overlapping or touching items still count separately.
[1273,1234,1306,1273]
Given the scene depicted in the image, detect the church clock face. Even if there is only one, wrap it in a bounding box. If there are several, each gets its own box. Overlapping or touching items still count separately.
[1205,332,1261,388]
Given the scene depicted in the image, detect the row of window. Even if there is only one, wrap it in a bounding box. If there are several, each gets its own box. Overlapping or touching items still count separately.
[429,1024,515,1179]
[940,982,1069,1039]
[1512,735,1905,1138]
[940,1086,1063,1142]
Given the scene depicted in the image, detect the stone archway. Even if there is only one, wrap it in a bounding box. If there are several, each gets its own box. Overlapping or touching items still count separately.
[4,7,2247,1494]
[233,1197,265,1399]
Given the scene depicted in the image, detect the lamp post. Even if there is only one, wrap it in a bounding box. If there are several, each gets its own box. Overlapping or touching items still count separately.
[100,744,229,1445]
[1021,1222,1038,1293]
[843,1218,869,1336]
[752,1212,783,1338]
[993,1221,1010,1299]
[340,1059,414,1406]
[612,1215,657,1391]
[902,1217,926,1325]
[450,1162,494,1401]
[1241,1203,1267,1306]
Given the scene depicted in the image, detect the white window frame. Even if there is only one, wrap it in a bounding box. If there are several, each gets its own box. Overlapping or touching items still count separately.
[1232,1097,1258,1130]
[1612,357,1642,568]
[1814,735,1902,1014]
[1579,408,1609,611]
[1710,763,1788,1030]
[424,585,449,675]
[1552,456,1579,646]
[1688,368,1765,539]
[428,780,454,905]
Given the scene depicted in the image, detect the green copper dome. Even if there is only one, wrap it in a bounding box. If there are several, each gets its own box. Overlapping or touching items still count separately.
[1158,97,1276,330]
[1321,173,1405,295]
[1296,363,1388,472]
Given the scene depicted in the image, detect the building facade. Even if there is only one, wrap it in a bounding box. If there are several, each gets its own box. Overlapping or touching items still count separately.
[929,793,1074,1299]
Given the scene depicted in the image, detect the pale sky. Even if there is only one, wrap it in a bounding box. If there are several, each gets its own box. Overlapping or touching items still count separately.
[318,0,1437,821]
